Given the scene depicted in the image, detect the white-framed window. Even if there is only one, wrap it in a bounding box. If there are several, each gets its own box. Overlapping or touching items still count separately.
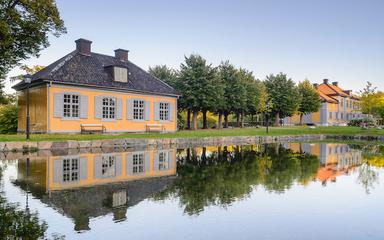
[132,153,144,174]
[63,94,79,118]
[133,100,145,120]
[102,97,116,119]
[63,157,79,182]
[158,151,169,170]
[159,102,169,121]
[101,155,116,177]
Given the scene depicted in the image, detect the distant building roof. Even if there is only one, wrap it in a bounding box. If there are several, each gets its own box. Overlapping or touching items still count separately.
[315,80,360,103]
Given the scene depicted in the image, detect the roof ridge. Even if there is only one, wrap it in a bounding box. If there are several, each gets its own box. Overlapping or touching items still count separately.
[91,51,176,92]
[326,83,348,97]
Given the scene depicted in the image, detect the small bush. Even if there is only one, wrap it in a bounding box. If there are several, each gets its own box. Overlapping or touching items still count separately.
[348,118,375,127]
[0,105,18,134]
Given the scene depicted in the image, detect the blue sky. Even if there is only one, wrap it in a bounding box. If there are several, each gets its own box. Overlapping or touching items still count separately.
[5,0,384,92]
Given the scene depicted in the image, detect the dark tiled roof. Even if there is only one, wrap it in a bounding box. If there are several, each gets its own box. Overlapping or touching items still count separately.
[13,50,179,96]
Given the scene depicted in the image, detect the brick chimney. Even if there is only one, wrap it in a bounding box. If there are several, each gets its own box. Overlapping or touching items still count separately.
[313,83,319,89]
[323,79,329,84]
[75,38,92,56]
[332,81,338,86]
[114,49,129,62]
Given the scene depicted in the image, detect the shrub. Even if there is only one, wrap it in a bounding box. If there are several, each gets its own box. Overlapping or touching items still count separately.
[348,118,375,127]
[0,105,18,134]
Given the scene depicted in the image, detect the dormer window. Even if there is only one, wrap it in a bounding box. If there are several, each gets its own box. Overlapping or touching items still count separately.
[113,67,127,82]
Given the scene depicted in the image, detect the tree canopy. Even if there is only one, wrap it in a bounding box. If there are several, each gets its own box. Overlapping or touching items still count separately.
[297,79,321,123]
[360,82,384,119]
[148,65,178,88]
[264,73,301,125]
[0,0,66,80]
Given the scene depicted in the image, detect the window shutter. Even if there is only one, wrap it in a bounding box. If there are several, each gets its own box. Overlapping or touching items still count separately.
[144,101,150,120]
[127,99,133,120]
[79,156,88,180]
[154,151,159,171]
[94,96,102,119]
[116,98,123,119]
[115,154,122,176]
[126,153,133,175]
[168,149,175,170]
[154,102,159,121]
[94,155,103,179]
[169,102,174,122]
[144,152,150,173]
[80,95,88,119]
[53,93,64,118]
[53,159,63,183]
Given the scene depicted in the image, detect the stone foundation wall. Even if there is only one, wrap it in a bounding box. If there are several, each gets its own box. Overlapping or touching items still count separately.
[0,134,383,154]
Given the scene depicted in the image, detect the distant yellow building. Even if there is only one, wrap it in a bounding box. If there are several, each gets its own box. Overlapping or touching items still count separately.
[13,38,179,133]
[284,79,363,126]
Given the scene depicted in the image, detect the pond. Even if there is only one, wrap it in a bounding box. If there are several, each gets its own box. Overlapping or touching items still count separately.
[1,141,384,239]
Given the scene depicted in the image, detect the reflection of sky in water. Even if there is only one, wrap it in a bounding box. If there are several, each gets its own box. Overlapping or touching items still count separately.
[1,143,384,240]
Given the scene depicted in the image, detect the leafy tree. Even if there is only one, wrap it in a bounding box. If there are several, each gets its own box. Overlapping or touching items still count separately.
[265,73,301,126]
[0,78,7,104]
[0,104,18,133]
[148,65,178,87]
[0,0,66,85]
[297,79,321,124]
[177,54,217,130]
[360,82,384,119]
[217,61,247,128]
[241,70,268,123]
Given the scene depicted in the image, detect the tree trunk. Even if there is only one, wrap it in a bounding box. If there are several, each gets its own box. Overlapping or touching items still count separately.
[274,112,280,127]
[224,113,229,128]
[191,110,198,130]
[218,113,223,129]
[299,113,303,125]
[240,112,244,128]
[186,109,191,130]
[236,112,240,127]
[202,110,208,129]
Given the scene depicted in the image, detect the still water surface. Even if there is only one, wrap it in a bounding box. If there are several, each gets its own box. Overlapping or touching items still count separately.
[1,142,384,239]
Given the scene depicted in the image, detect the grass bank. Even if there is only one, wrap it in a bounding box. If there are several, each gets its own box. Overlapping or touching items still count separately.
[0,126,383,142]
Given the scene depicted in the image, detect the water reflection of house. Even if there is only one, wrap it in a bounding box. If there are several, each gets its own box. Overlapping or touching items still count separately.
[15,148,177,231]
[286,143,362,184]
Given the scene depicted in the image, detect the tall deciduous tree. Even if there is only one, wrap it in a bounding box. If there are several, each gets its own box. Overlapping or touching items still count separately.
[297,79,321,124]
[0,0,66,82]
[240,69,268,124]
[217,61,247,128]
[148,65,178,87]
[265,73,300,126]
[178,54,216,130]
[360,82,384,119]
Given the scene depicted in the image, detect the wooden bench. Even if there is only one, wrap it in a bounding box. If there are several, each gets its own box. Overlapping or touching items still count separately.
[81,124,106,134]
[146,124,165,132]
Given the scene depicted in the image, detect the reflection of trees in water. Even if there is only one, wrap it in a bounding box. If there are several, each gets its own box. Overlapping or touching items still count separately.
[155,144,320,215]
[358,144,384,194]
[357,163,379,194]
[0,165,48,239]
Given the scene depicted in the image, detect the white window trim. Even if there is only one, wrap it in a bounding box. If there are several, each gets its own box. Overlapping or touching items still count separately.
[101,97,117,121]
[159,102,170,122]
[132,99,145,121]
[63,92,80,119]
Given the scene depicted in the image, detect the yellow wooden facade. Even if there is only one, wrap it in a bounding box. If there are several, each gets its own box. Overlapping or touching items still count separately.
[17,83,178,133]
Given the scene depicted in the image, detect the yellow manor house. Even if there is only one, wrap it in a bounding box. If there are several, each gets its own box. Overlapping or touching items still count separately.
[284,79,364,126]
[13,38,179,133]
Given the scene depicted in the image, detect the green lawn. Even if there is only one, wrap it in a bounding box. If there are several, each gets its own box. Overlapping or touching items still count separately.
[0,126,383,142]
